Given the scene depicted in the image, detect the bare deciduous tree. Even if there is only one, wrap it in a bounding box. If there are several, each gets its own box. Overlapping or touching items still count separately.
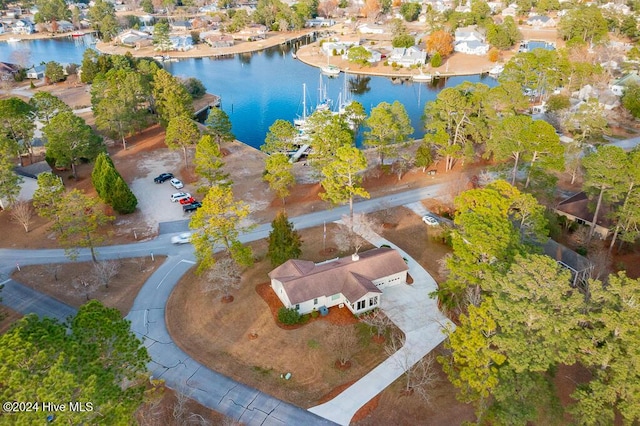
[385,332,438,401]
[361,309,392,339]
[392,154,413,181]
[93,260,120,289]
[587,245,611,282]
[334,213,380,254]
[327,325,359,367]
[204,255,242,301]
[72,274,98,301]
[438,174,469,210]
[10,200,34,233]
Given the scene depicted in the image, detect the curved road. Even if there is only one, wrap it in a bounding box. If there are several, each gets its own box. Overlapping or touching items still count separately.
[0,183,447,425]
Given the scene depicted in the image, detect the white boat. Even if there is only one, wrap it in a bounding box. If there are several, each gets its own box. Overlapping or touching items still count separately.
[412,68,432,82]
[294,83,309,128]
[321,64,341,76]
[6,37,21,43]
[488,64,504,78]
[321,54,340,76]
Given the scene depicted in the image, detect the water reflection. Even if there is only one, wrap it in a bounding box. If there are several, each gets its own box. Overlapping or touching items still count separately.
[349,75,371,95]
[0,38,496,148]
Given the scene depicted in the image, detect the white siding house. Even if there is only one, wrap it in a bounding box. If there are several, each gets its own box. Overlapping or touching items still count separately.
[269,248,408,315]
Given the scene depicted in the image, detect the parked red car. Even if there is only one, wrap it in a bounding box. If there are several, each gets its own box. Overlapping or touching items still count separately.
[179,197,196,205]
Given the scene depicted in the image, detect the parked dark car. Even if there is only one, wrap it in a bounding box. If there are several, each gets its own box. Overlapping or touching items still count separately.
[183,202,202,213]
[154,173,174,183]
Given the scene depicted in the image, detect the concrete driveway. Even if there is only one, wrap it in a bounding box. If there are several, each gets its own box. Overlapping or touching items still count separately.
[0,185,452,425]
[308,228,454,425]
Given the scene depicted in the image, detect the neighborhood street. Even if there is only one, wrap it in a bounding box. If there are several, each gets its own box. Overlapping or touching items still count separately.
[0,183,449,425]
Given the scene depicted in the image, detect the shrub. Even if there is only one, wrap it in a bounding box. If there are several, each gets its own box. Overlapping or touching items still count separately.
[488,47,499,62]
[311,310,319,318]
[430,52,442,67]
[278,307,301,325]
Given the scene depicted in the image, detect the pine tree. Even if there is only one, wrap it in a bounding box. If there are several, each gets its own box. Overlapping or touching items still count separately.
[91,152,137,214]
[110,177,138,214]
[267,211,302,267]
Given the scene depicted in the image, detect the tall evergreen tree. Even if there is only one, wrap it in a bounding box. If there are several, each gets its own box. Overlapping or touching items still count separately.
[267,211,302,267]
[91,153,137,214]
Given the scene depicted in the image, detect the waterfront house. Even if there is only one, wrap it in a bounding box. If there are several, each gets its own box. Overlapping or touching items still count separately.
[12,18,34,34]
[453,26,490,55]
[322,40,357,56]
[25,64,45,79]
[455,39,489,55]
[0,61,20,80]
[269,247,408,315]
[51,20,74,32]
[0,22,4,34]
[234,24,267,41]
[388,46,427,67]
[116,29,152,48]
[203,33,234,48]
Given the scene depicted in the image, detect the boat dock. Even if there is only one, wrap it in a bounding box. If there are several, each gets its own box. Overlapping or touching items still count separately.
[289,144,310,163]
[193,93,221,117]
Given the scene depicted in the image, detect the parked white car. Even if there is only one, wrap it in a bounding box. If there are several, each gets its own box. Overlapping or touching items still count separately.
[422,215,439,226]
[171,232,192,244]
[170,192,191,202]
[170,178,184,189]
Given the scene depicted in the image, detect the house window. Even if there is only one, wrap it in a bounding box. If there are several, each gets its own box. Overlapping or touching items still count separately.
[295,304,300,310]
[369,296,378,306]
[331,294,341,300]
[357,300,366,310]
[314,298,318,305]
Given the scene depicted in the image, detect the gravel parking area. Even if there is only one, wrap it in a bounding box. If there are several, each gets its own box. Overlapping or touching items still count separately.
[130,150,197,230]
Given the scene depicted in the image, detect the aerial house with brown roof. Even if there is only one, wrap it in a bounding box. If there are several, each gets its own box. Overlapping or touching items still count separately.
[268,247,409,315]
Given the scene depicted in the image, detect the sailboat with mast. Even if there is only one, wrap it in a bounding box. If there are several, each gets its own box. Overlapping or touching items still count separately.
[321,53,341,76]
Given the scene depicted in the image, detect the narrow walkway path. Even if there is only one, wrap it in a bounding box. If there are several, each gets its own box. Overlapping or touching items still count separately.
[308,227,454,425]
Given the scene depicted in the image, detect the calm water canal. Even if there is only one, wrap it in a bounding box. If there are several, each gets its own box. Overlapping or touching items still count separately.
[0,37,496,149]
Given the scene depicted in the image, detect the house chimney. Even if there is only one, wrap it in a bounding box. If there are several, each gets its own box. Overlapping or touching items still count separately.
[351,253,359,261]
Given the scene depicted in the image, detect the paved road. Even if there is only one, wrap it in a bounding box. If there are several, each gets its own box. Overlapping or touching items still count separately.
[0,182,449,425]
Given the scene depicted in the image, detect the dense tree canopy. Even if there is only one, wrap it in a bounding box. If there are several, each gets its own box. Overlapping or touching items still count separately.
[262,119,298,154]
[263,152,295,204]
[320,145,369,220]
[0,97,35,164]
[88,0,119,41]
[152,69,193,127]
[364,101,414,165]
[194,134,230,192]
[43,111,105,179]
[29,92,71,125]
[165,114,200,167]
[34,0,71,23]
[0,301,150,424]
[423,82,490,172]
[189,185,253,272]
[558,5,608,44]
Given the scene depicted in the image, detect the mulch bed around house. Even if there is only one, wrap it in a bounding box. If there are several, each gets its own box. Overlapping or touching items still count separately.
[255,282,359,330]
